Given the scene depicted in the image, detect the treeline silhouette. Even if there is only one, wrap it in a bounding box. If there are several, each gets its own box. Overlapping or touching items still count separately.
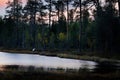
[0,0,120,55]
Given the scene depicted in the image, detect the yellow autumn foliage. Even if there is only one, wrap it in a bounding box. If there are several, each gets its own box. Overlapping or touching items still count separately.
[58,32,66,41]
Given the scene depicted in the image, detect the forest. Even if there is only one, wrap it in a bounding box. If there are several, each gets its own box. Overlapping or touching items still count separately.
[0,0,120,56]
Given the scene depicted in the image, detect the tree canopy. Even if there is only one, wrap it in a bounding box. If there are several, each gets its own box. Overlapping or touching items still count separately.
[0,0,120,55]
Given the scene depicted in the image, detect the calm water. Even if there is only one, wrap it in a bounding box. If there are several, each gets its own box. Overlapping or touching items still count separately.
[0,52,97,70]
[0,52,119,73]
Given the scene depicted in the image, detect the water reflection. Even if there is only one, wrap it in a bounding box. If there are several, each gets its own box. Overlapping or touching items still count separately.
[0,52,97,71]
[94,61,120,73]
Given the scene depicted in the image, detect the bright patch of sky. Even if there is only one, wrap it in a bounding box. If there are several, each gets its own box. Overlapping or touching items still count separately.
[0,0,26,17]
[0,7,6,17]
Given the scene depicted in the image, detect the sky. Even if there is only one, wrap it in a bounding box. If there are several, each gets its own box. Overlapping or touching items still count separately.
[0,0,118,17]
[0,0,26,17]
[0,0,7,16]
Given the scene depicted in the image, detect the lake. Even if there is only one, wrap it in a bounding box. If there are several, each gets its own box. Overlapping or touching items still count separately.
[0,52,97,71]
[0,52,119,73]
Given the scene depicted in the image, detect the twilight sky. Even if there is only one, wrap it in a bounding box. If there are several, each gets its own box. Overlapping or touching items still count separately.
[0,0,7,16]
[0,0,26,17]
[0,0,117,17]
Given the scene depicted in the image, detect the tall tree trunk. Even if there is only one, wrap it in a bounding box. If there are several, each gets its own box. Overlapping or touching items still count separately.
[16,0,20,48]
[66,0,69,42]
[118,0,120,17]
[58,8,60,21]
[49,0,51,28]
[13,0,19,48]
[79,0,82,52]
[48,0,52,49]
[31,0,37,49]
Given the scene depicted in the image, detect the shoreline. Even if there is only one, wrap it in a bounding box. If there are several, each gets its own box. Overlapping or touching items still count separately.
[0,49,120,80]
[0,49,120,63]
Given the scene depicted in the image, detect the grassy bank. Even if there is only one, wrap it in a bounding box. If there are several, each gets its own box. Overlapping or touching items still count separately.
[57,53,120,63]
[0,70,120,80]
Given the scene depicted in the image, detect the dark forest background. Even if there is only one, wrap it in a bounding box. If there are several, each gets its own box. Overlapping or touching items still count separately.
[0,0,120,56]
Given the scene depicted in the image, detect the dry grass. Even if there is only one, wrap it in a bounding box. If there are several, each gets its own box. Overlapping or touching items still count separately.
[0,70,120,80]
